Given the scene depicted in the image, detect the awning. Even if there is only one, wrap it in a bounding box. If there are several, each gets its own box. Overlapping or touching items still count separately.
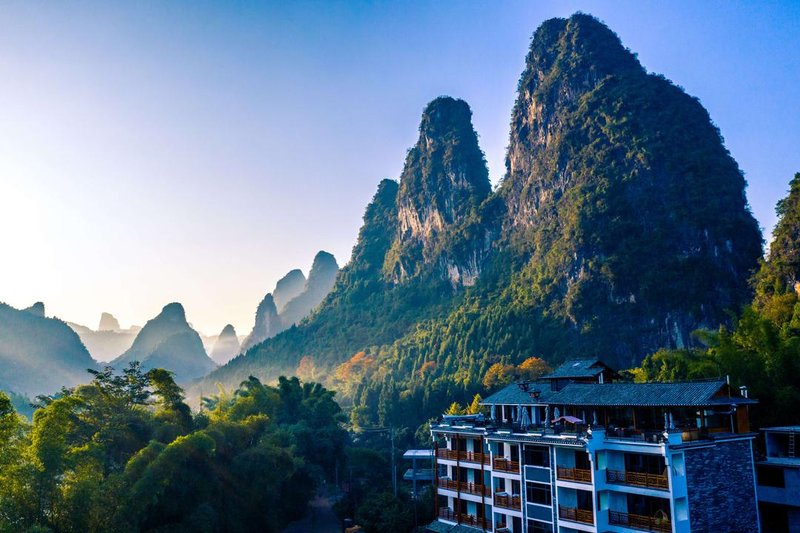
[552,415,583,424]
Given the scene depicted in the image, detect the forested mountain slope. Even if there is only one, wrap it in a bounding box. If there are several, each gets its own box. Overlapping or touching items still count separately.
[193,15,762,428]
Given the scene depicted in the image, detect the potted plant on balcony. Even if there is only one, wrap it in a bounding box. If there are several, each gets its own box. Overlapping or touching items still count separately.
[653,509,669,530]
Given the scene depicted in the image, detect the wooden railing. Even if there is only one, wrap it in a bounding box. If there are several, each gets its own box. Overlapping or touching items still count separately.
[609,510,671,532]
[557,466,592,483]
[493,457,520,473]
[463,451,490,465]
[437,449,460,461]
[438,507,488,529]
[606,469,669,490]
[559,505,594,525]
[436,449,490,465]
[494,493,521,510]
[438,478,490,496]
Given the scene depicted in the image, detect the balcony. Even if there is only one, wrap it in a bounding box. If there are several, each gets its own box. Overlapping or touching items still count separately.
[558,505,594,525]
[436,449,490,465]
[493,492,521,511]
[437,507,489,529]
[493,457,520,473]
[609,510,671,532]
[557,466,592,483]
[438,478,491,497]
[606,469,669,490]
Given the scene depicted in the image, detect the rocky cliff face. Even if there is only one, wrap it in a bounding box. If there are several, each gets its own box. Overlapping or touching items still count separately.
[273,270,306,313]
[0,302,97,396]
[111,303,216,382]
[210,324,241,365]
[240,294,281,353]
[496,13,762,361]
[384,97,492,286]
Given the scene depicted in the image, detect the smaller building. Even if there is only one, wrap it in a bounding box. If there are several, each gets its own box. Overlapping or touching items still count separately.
[757,426,800,532]
[404,449,439,498]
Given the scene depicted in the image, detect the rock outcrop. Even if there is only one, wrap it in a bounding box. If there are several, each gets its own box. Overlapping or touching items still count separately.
[240,293,281,353]
[23,302,45,317]
[98,312,121,331]
[210,324,241,365]
[383,97,492,286]
[279,251,339,327]
[273,270,306,313]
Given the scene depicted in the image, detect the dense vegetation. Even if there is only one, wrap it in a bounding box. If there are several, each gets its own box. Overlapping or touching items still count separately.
[630,173,800,428]
[0,364,349,533]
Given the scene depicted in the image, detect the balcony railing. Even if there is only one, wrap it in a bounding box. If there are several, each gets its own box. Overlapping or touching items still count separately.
[606,469,669,490]
[493,457,520,473]
[438,507,489,529]
[438,478,490,497]
[557,466,592,483]
[609,510,671,533]
[436,449,490,465]
[559,505,594,525]
[494,493,521,511]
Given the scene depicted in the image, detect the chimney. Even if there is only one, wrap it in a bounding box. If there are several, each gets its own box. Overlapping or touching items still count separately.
[739,385,749,399]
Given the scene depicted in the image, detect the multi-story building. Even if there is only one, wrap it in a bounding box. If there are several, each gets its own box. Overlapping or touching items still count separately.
[756,426,800,532]
[427,359,760,533]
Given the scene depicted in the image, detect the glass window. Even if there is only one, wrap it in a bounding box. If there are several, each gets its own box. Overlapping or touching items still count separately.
[527,519,553,533]
[526,482,551,506]
[757,465,785,488]
[524,445,550,467]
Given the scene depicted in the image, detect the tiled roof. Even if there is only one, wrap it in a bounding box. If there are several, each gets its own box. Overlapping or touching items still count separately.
[482,381,554,405]
[546,380,754,407]
[543,359,609,379]
[482,379,755,407]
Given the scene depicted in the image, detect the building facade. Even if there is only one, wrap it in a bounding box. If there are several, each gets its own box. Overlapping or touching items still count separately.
[428,360,760,533]
[756,426,800,532]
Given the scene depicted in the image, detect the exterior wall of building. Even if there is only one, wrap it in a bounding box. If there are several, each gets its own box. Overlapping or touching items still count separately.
[683,439,759,532]
[432,416,759,533]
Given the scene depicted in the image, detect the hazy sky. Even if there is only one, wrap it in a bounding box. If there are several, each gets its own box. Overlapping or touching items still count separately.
[0,1,798,336]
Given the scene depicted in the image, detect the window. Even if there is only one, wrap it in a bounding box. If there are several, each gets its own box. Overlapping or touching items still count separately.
[757,465,785,488]
[527,519,553,533]
[524,445,550,467]
[526,482,551,506]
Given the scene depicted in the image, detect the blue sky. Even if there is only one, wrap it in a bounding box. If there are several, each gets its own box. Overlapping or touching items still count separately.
[0,1,798,335]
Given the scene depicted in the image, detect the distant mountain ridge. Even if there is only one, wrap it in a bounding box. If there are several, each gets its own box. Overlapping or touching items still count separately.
[111,303,216,382]
[192,14,762,429]
[0,302,97,396]
[210,324,241,365]
[241,251,340,353]
[67,312,140,362]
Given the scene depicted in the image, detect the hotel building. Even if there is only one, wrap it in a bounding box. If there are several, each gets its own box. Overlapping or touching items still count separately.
[427,359,760,533]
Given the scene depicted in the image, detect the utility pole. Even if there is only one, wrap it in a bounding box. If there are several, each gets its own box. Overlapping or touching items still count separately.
[358,426,397,497]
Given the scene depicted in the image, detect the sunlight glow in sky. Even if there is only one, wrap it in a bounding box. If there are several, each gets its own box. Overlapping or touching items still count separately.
[0,1,798,335]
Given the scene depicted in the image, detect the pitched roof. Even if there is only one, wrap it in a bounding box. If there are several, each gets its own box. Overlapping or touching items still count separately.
[482,381,554,405]
[542,359,611,379]
[545,380,755,407]
[482,379,756,407]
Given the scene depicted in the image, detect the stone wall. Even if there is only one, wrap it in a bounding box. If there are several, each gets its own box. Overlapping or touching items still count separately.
[684,438,759,532]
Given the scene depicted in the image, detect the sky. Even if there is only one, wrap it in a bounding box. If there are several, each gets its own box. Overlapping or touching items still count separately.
[0,1,798,337]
